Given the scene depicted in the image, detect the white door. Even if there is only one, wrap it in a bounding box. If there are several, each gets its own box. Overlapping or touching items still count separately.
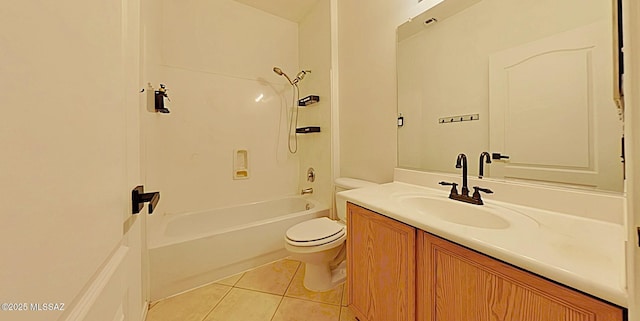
[0,1,143,321]
[489,19,623,191]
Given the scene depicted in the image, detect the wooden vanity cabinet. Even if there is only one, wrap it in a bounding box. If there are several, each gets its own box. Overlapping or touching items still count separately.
[347,203,625,321]
[417,231,624,321]
[347,203,416,321]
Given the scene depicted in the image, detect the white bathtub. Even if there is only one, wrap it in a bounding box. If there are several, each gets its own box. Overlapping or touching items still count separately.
[148,196,328,301]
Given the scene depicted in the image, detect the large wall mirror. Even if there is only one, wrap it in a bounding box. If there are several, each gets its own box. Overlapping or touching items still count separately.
[397,0,624,192]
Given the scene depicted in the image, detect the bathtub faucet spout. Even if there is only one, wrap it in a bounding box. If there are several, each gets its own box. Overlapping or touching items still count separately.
[301,188,313,195]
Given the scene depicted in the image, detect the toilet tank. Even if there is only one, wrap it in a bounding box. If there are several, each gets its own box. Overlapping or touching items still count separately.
[335,177,378,222]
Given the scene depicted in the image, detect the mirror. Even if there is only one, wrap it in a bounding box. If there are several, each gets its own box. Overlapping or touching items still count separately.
[397,0,624,192]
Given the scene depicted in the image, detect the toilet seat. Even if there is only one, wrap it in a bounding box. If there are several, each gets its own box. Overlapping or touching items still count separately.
[286,217,345,247]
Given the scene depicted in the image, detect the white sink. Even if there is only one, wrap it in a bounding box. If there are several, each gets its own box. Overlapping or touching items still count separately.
[394,194,536,230]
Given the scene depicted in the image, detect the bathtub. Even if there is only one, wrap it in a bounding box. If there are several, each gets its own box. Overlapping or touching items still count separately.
[148,196,328,301]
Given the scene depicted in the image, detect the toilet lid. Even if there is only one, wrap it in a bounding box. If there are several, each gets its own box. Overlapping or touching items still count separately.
[286,217,345,247]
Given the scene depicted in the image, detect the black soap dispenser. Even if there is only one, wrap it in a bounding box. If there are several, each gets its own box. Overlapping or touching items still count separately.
[154,84,170,113]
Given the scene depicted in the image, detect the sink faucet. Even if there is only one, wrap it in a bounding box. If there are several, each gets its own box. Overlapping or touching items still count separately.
[455,153,469,197]
[478,151,492,179]
[439,153,494,205]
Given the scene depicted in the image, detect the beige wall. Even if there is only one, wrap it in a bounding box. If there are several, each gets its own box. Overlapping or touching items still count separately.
[298,0,333,208]
[337,0,442,183]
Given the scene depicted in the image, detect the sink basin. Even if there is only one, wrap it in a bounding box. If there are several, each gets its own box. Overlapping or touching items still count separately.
[396,195,530,229]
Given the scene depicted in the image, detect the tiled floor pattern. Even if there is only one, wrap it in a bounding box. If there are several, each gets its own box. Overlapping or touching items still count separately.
[146,259,358,321]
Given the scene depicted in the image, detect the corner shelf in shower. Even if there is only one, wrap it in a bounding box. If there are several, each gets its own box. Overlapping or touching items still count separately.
[298,95,320,106]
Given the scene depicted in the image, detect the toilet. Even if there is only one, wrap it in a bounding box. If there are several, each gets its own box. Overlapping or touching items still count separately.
[285,177,377,292]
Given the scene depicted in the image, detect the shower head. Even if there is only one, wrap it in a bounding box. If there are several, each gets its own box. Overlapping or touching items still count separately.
[273,67,285,76]
[273,66,294,85]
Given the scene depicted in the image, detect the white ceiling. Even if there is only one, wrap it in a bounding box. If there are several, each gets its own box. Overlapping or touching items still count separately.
[233,0,320,22]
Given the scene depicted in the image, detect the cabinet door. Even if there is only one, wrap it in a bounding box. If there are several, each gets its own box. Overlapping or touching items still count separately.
[347,203,416,321]
[417,231,624,321]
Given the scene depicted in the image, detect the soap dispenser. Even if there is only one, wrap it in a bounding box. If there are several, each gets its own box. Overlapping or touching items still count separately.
[154,84,171,113]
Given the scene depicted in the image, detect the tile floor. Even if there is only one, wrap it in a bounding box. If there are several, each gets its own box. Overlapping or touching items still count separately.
[145,258,358,321]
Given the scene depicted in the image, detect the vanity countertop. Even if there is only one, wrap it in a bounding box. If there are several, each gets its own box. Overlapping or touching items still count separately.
[338,181,627,307]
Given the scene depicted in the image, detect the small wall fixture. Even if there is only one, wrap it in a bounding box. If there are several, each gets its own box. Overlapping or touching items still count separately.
[132,185,160,214]
[438,113,479,124]
[424,18,438,25]
[296,126,321,134]
[307,167,315,182]
[154,84,171,113]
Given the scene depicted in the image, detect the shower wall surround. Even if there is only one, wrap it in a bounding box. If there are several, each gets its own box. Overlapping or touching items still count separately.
[142,0,302,217]
[297,0,333,213]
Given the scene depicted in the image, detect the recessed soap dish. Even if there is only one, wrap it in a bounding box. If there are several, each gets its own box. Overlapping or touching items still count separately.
[233,149,249,179]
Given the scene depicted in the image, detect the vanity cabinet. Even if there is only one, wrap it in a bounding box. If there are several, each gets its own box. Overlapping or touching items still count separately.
[347,203,416,321]
[417,231,624,321]
[347,203,625,321]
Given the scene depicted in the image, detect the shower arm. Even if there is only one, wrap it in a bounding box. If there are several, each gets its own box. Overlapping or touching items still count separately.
[293,70,311,84]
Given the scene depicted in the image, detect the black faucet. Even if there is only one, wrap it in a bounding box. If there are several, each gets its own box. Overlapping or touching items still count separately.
[455,153,469,197]
[478,151,492,179]
[439,153,494,205]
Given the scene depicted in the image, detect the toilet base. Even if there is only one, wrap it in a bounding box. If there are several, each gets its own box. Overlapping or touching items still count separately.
[303,260,346,292]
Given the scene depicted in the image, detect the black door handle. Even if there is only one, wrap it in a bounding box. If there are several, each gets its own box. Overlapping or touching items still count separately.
[132,185,160,214]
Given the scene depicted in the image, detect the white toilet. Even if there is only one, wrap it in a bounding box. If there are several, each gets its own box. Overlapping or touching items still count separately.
[284,177,377,292]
